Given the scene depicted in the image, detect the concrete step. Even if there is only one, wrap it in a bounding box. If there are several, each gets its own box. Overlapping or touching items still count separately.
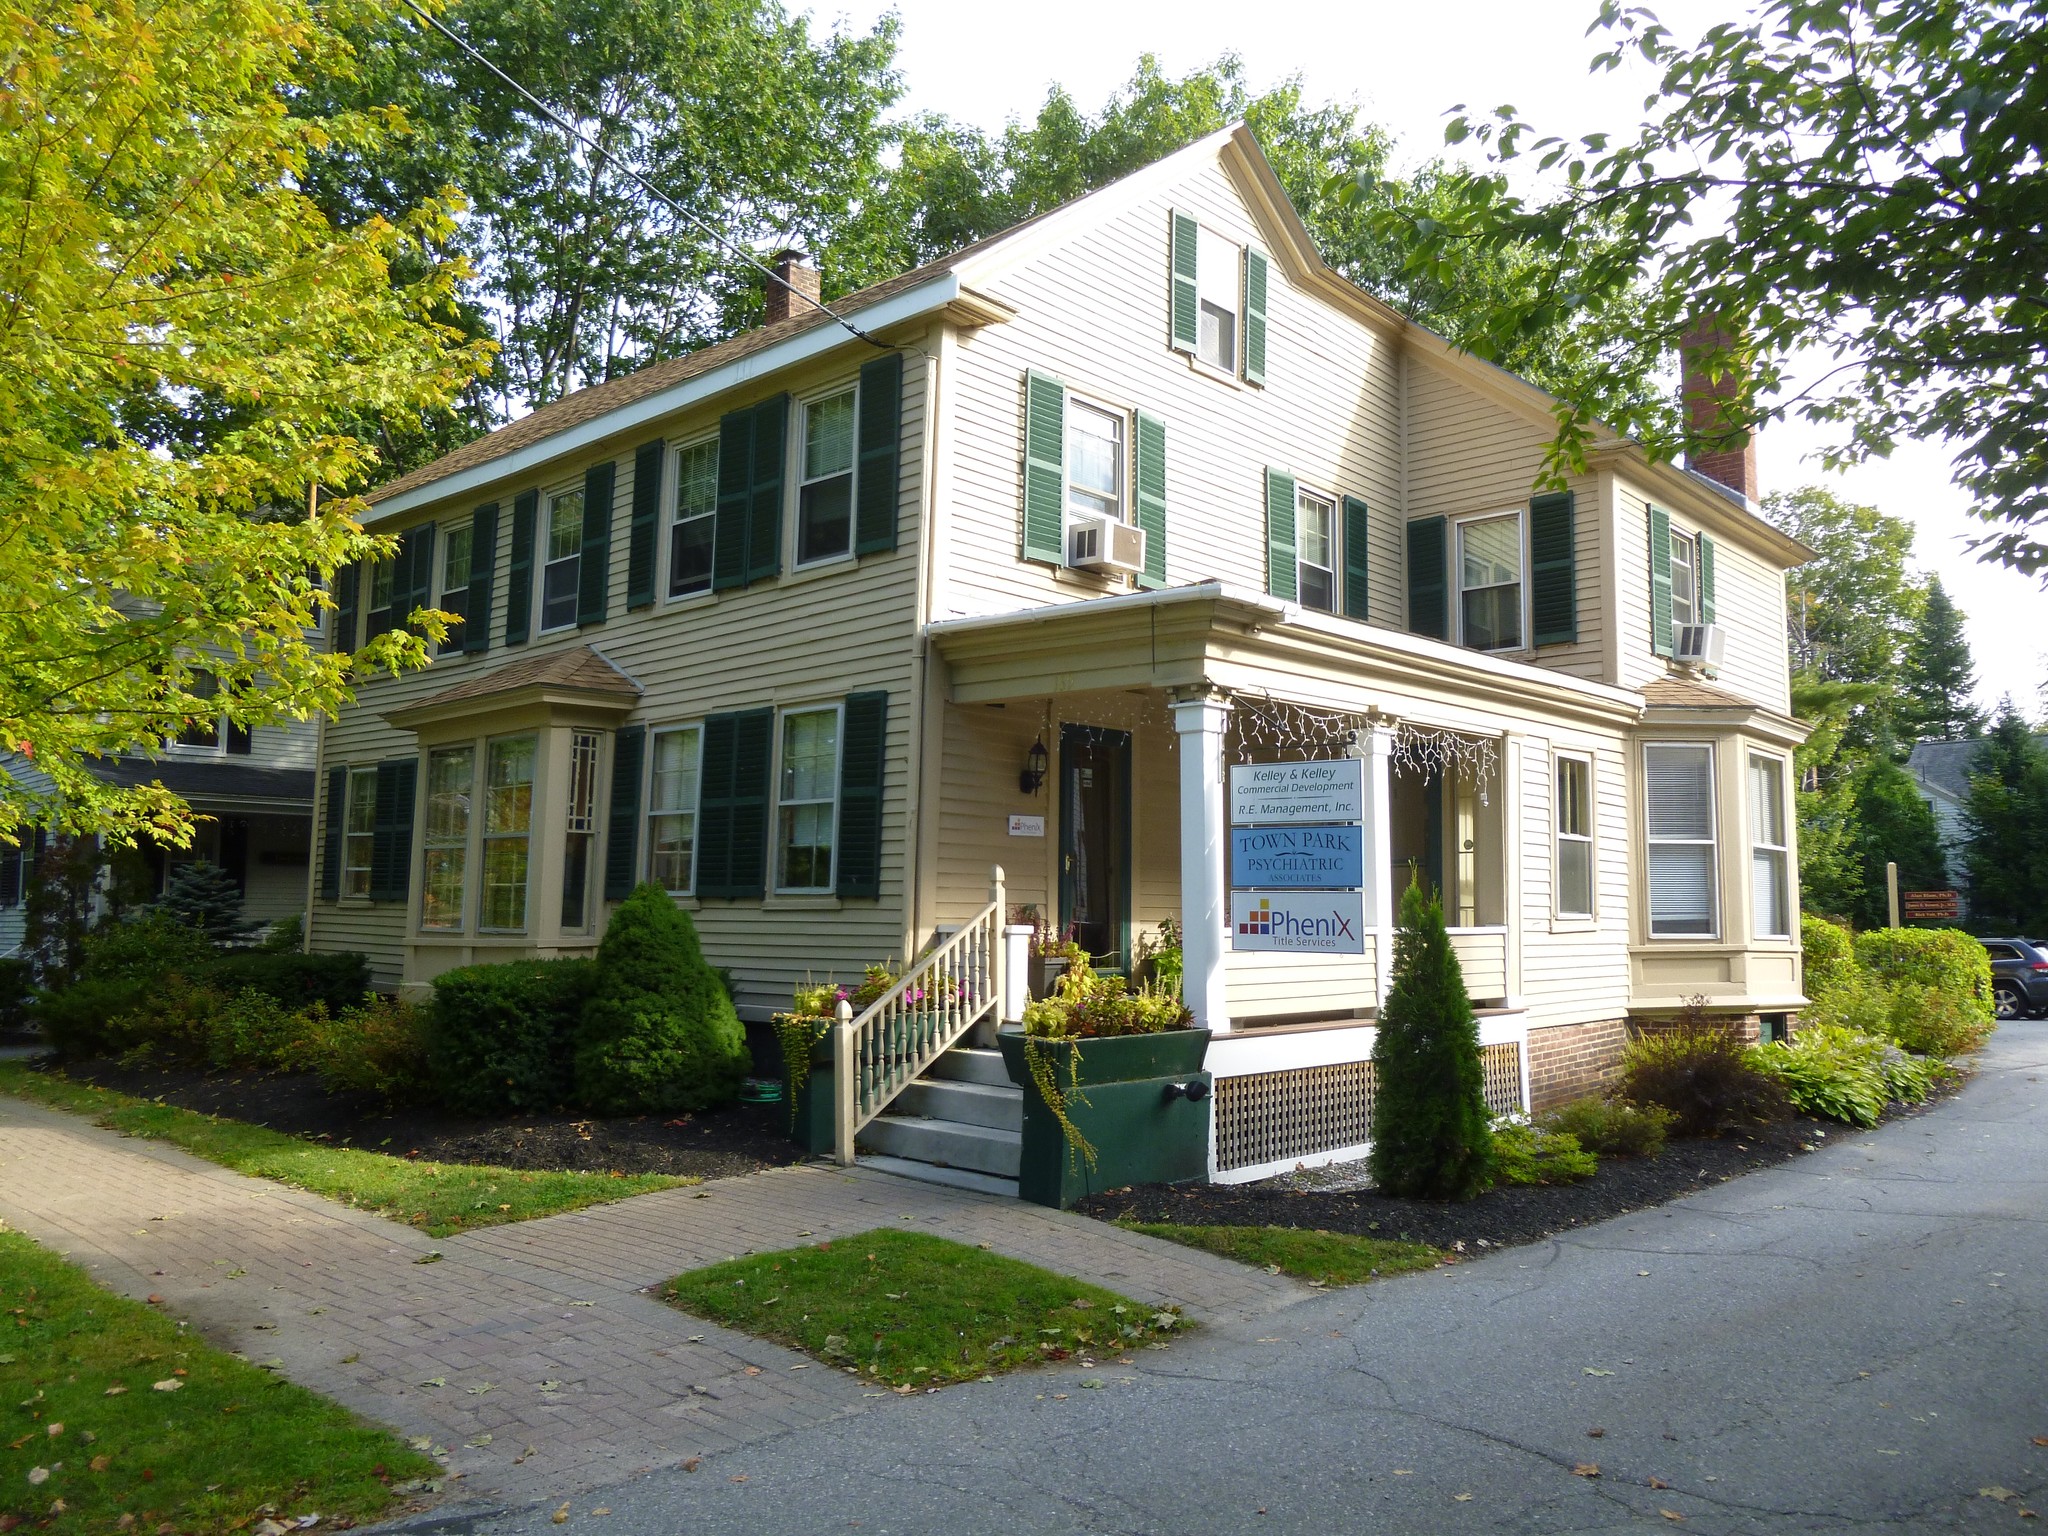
[894,1077,1023,1132]
[924,1047,1011,1088]
[857,1154,1020,1199]
[859,1114,1022,1178]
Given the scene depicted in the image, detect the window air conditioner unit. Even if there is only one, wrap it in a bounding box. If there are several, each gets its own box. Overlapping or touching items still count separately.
[1675,621,1726,669]
[1067,514,1146,574]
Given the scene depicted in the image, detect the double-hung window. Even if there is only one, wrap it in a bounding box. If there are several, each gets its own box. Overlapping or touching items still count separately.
[798,387,856,565]
[364,558,397,641]
[1458,512,1524,651]
[1670,529,1699,629]
[648,726,702,893]
[1645,743,1717,937]
[540,488,583,632]
[173,670,223,751]
[1749,755,1790,938]
[481,734,536,930]
[421,745,474,930]
[669,439,718,597]
[439,523,473,653]
[776,706,840,892]
[343,766,377,899]
[1297,489,1337,612]
[1555,755,1594,918]
[1196,226,1239,373]
[560,730,600,929]
[1067,401,1123,525]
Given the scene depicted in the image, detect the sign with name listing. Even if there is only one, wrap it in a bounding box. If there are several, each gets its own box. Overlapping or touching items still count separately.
[1231,825,1364,890]
[1231,890,1366,954]
[1902,888,1960,921]
[1229,759,1364,827]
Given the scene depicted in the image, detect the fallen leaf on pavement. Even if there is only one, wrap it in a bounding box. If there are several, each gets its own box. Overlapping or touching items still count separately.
[729,1475,748,1484]
[1660,1511,1686,1523]
[681,1458,701,1473]
[1584,1368,1614,1377]
[550,1505,569,1525]
[2034,1437,2048,1447]
[1649,1477,1670,1489]
[1984,1489,2019,1503]
[414,1253,442,1265]
[1587,1428,1605,1438]
[1453,1493,1473,1502]
[1573,1464,1600,1478]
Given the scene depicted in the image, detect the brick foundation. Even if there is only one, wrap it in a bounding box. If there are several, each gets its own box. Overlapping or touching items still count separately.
[1526,1018,1629,1113]
[1631,1011,1763,1045]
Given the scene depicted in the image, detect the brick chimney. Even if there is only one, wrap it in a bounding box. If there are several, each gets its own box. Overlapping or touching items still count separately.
[764,248,820,326]
[1679,318,1759,503]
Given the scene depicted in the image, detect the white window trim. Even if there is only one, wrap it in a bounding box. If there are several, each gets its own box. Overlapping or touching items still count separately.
[772,700,844,895]
[1670,526,1700,631]
[1748,751,1792,940]
[538,482,585,634]
[1063,394,1130,529]
[791,379,860,571]
[645,722,704,895]
[1643,740,1721,941]
[342,764,378,903]
[1553,750,1597,922]
[479,730,539,933]
[1294,483,1339,616]
[1191,222,1242,377]
[1452,507,1531,655]
[664,435,720,604]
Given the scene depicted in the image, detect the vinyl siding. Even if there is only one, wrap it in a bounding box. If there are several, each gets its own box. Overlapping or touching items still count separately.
[1514,731,1635,1029]
[312,345,930,1011]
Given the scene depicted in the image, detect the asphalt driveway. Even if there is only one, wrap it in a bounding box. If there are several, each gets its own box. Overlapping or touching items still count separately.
[424,1025,2048,1535]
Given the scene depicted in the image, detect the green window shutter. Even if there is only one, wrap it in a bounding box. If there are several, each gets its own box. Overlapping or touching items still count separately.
[1169,211,1199,353]
[698,708,773,898]
[836,690,889,899]
[1529,490,1578,646]
[745,394,787,585]
[1243,248,1270,385]
[603,724,645,902]
[1341,495,1370,621]
[505,489,538,645]
[696,712,737,896]
[368,757,416,903]
[712,407,752,592]
[855,352,903,555]
[319,765,345,900]
[1406,516,1449,639]
[1021,370,1067,563]
[1264,468,1298,601]
[1698,532,1717,623]
[626,440,664,609]
[465,502,497,655]
[578,459,615,625]
[405,522,436,626]
[332,563,359,654]
[1649,503,1675,657]
[1134,411,1167,589]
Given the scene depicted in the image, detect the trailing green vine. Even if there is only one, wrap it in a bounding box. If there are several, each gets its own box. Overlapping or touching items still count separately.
[1022,1030,1096,1172]
[772,1011,831,1130]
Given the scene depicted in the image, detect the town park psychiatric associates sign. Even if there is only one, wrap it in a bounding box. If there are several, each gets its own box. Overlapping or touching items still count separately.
[1228,760,1366,955]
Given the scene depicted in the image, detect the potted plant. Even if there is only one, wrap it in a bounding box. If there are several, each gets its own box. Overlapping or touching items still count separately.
[775,964,906,1154]
[997,951,1211,1208]
[1020,908,1084,1001]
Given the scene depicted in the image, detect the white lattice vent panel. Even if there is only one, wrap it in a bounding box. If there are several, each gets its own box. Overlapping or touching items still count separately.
[1481,1041,1524,1117]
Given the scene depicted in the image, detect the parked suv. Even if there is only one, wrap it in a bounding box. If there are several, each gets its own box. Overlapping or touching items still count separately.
[1982,938,2048,1020]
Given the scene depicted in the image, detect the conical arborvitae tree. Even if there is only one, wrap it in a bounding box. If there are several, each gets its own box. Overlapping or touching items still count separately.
[1368,878,1495,1201]
[574,883,750,1114]
[149,860,255,947]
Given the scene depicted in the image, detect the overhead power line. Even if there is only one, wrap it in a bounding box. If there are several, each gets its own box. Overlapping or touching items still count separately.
[395,0,891,352]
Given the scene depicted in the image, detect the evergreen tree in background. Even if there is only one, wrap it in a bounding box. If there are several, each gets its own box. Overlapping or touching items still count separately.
[1961,703,2048,935]
[1368,880,1494,1201]
[1847,759,1948,930]
[1900,578,1986,743]
[148,861,257,948]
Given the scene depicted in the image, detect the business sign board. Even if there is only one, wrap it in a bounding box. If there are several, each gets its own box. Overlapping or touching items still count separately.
[1902,888,1961,921]
[1231,824,1364,890]
[1231,890,1367,954]
[1229,759,1363,827]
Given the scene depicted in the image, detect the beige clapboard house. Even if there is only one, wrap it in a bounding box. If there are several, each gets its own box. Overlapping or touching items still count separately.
[309,125,1810,1184]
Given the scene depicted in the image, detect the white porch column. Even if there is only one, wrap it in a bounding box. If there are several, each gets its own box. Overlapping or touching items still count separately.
[1172,691,1232,1035]
[1357,725,1396,1008]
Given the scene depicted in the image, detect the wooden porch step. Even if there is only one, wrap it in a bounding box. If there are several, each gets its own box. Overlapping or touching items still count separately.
[923,1046,1011,1088]
[859,1113,1022,1178]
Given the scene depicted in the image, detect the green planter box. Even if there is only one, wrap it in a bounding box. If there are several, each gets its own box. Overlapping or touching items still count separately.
[996,1026,1212,1208]
[787,1055,836,1156]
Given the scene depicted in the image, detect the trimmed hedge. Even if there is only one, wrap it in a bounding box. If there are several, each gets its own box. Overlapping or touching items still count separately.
[1854,927,1994,1023]
[207,949,370,1016]
[1800,914,1857,1009]
[426,959,595,1116]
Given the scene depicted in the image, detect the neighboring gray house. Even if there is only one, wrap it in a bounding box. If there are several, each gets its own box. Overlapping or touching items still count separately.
[1905,731,2048,893]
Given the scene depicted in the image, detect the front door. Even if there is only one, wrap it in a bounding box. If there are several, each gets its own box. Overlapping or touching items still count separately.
[1058,725,1131,970]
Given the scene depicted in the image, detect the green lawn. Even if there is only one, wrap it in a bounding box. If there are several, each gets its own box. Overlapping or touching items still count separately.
[0,1225,436,1531]
[661,1228,1185,1389]
[1115,1222,1442,1285]
[0,1063,692,1239]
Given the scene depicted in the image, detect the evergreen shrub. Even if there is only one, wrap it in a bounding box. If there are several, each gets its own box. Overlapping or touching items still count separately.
[1489,1121,1597,1186]
[0,958,33,1031]
[1537,1095,1674,1158]
[1367,880,1495,1201]
[427,959,596,1116]
[207,949,371,1016]
[574,885,749,1115]
[147,860,257,945]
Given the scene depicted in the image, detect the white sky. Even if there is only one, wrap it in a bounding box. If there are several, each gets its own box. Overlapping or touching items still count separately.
[805,0,2047,717]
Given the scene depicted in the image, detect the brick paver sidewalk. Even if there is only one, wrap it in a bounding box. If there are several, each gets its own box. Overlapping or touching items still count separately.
[0,1093,1302,1506]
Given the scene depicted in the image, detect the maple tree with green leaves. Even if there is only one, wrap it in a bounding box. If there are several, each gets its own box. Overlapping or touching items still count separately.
[0,0,490,847]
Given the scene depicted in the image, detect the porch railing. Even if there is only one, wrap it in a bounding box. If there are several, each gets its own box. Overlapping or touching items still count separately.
[833,866,1006,1165]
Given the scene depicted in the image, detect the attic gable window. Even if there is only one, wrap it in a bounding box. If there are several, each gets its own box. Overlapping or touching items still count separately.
[1169,211,1269,385]
[1196,225,1238,373]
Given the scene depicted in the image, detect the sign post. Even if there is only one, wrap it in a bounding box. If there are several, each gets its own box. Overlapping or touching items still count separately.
[1886,860,1900,930]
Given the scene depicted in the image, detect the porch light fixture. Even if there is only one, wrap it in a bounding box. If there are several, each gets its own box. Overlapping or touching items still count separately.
[1019,735,1049,795]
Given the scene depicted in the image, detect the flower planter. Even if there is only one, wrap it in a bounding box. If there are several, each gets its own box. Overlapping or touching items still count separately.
[787,1051,837,1156]
[1028,955,1069,1001]
[996,1026,1213,1208]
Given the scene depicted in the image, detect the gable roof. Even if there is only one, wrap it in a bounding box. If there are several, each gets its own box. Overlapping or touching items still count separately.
[409,644,641,712]
[1907,732,2048,804]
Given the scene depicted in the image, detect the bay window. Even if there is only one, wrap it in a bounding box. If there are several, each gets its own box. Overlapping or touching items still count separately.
[1645,743,1717,937]
[560,730,600,929]
[1749,754,1790,938]
[776,706,840,892]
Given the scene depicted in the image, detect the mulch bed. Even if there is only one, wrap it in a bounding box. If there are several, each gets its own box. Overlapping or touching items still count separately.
[1078,1085,1965,1253]
[55,1058,812,1181]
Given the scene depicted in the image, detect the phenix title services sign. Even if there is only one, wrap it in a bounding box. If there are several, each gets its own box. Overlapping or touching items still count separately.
[1227,761,1367,956]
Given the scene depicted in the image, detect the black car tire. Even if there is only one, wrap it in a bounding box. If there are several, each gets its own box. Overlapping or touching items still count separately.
[1993,981,2024,1021]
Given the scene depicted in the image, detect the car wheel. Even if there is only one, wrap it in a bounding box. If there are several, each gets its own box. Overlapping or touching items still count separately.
[1993,982,2023,1021]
